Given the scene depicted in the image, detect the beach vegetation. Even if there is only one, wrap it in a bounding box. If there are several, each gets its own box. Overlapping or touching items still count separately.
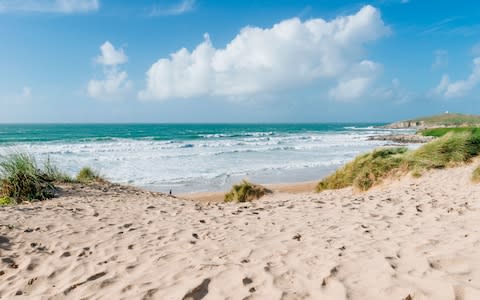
[44,157,74,183]
[412,113,480,127]
[317,131,480,192]
[0,153,56,202]
[420,127,480,138]
[76,167,103,183]
[0,196,13,206]
[224,180,272,202]
[317,147,407,192]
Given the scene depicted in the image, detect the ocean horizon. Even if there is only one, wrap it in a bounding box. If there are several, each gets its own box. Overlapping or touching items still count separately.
[0,123,411,193]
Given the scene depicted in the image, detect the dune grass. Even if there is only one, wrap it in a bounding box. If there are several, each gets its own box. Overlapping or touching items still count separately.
[225,180,272,202]
[0,153,56,203]
[317,131,480,192]
[0,196,13,206]
[76,167,103,183]
[44,157,74,183]
[420,127,480,138]
[0,152,109,204]
[317,148,408,192]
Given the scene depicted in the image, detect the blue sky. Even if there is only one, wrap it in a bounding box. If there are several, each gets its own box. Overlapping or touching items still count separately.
[0,0,479,123]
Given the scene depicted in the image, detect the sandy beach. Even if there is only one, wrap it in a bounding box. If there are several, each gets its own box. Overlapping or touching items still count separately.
[1,163,480,300]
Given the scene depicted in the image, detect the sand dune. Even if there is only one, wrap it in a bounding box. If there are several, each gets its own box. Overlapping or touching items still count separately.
[1,164,480,299]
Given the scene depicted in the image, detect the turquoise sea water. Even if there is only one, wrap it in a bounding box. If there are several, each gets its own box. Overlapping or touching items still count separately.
[0,123,406,192]
[0,123,384,143]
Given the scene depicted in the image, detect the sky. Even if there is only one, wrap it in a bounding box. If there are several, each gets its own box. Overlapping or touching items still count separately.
[0,0,479,123]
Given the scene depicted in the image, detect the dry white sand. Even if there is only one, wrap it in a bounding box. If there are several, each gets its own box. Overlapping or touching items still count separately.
[1,163,480,299]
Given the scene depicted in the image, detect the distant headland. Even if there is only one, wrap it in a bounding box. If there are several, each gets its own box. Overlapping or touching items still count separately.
[384,112,480,129]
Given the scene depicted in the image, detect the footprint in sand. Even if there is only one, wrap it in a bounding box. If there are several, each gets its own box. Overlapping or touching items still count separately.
[182,278,211,300]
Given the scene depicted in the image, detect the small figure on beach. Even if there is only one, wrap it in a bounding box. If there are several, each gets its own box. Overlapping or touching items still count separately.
[169,189,172,196]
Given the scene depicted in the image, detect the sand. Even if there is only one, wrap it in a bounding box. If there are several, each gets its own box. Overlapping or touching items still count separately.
[1,164,480,299]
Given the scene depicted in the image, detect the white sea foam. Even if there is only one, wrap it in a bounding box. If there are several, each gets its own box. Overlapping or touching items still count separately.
[0,129,411,193]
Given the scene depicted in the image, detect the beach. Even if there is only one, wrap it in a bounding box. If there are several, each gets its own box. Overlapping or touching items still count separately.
[1,161,480,299]
[4,1,480,298]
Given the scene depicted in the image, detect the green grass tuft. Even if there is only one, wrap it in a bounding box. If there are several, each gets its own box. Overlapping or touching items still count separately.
[224,180,272,202]
[76,167,103,183]
[0,196,13,206]
[0,153,56,202]
[44,157,74,183]
[317,131,480,192]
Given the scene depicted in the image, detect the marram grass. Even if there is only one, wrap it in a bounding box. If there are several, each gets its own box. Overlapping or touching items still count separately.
[0,153,106,203]
[0,153,55,202]
[76,167,104,183]
[0,196,13,206]
[225,180,272,203]
[317,131,480,192]
[44,157,74,183]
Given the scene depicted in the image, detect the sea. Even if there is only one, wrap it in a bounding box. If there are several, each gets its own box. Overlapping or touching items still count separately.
[0,124,412,193]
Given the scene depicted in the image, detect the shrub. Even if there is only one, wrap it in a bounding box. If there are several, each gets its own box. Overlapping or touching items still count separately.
[0,153,55,202]
[225,180,272,202]
[76,167,103,183]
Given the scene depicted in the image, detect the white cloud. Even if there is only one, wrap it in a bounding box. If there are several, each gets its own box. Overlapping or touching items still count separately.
[88,41,131,100]
[329,60,381,101]
[0,0,99,14]
[432,49,448,69]
[150,0,195,16]
[139,5,390,101]
[433,57,480,98]
[373,78,413,103]
[88,69,131,100]
[96,41,128,66]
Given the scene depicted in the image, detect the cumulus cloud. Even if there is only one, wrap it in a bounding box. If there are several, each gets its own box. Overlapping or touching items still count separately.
[329,60,381,101]
[0,0,99,14]
[88,41,131,100]
[96,41,128,66]
[433,57,480,98]
[88,69,131,100]
[150,0,195,16]
[373,78,414,103]
[139,5,390,101]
